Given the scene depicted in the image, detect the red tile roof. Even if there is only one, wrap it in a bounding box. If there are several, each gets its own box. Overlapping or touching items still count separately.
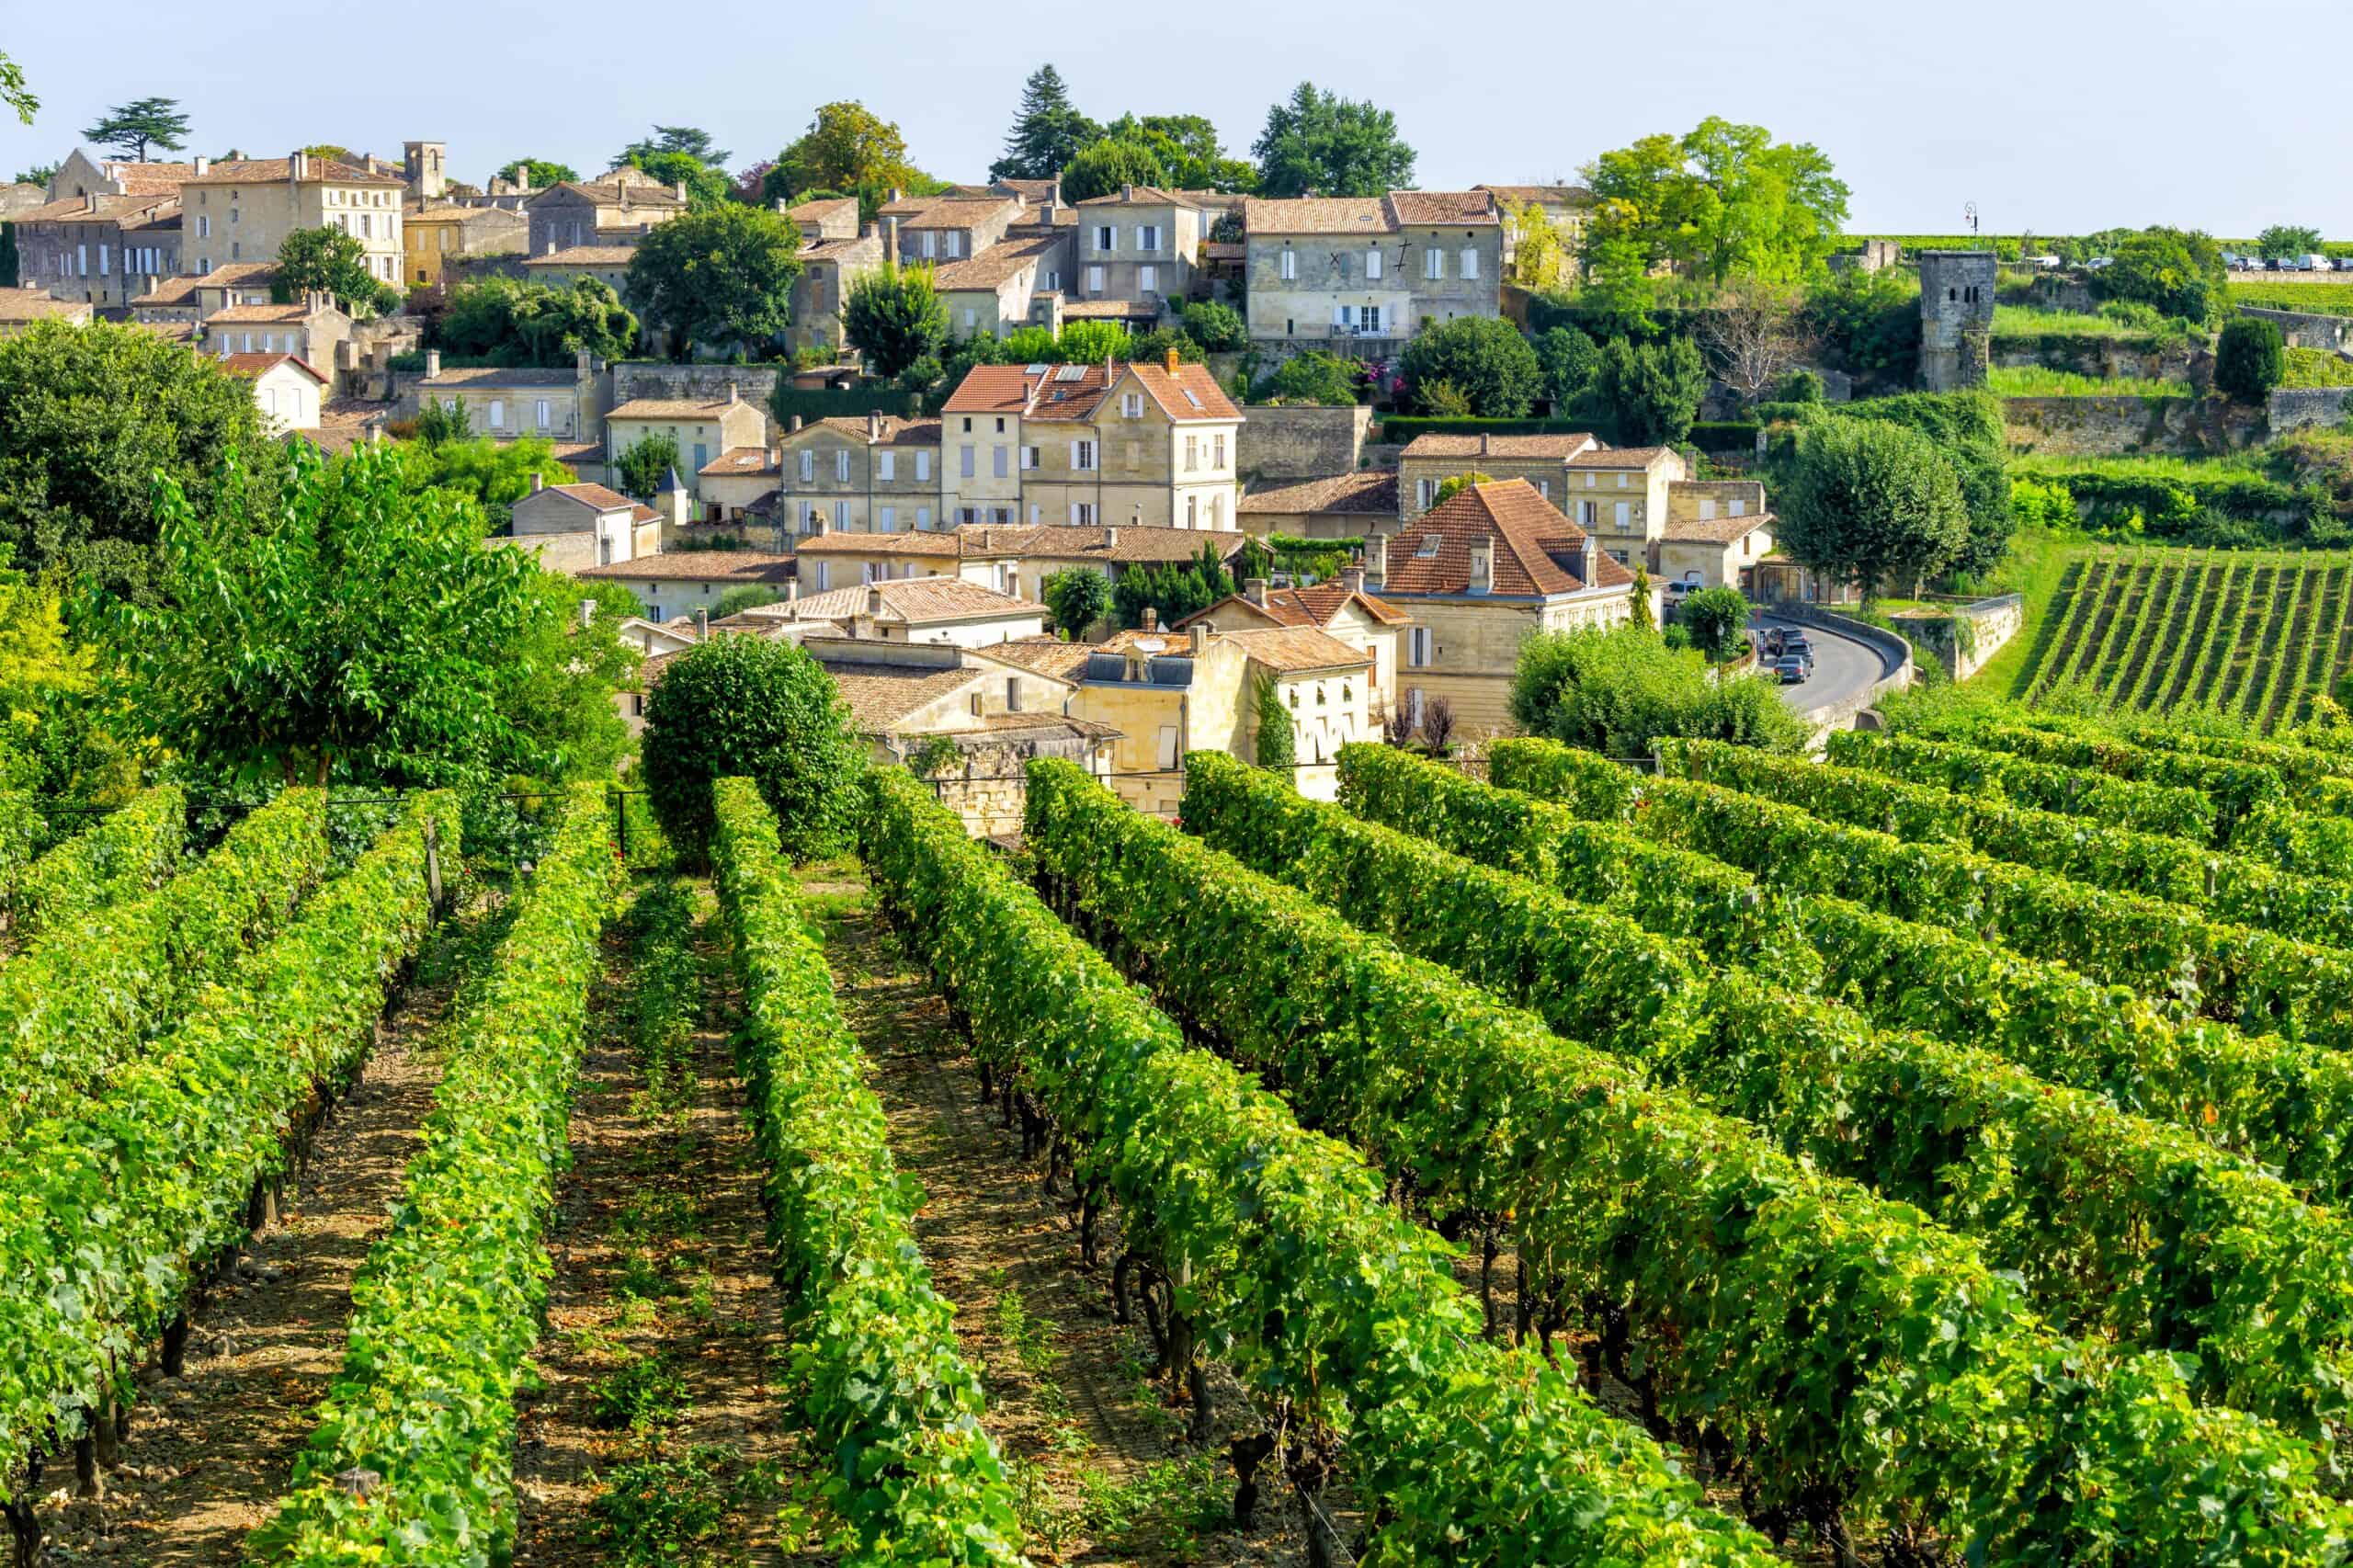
[940,359,1238,423]
[1400,432,1597,460]
[1237,471,1397,516]
[1381,480,1631,597]
[185,156,405,187]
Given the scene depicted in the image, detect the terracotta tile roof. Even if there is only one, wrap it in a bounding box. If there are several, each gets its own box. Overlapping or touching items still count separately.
[1220,625,1371,674]
[16,193,176,224]
[421,364,580,388]
[1382,479,1632,597]
[578,551,792,584]
[523,244,636,267]
[608,397,756,421]
[543,481,653,516]
[220,352,326,381]
[0,289,90,323]
[127,319,199,343]
[551,440,604,466]
[104,160,198,196]
[784,415,940,448]
[1401,432,1597,460]
[787,197,860,225]
[699,445,778,478]
[819,661,983,733]
[790,578,1045,625]
[791,531,962,558]
[1200,242,1245,261]
[131,276,201,307]
[1073,186,1199,209]
[800,235,879,261]
[186,156,404,187]
[957,524,1249,565]
[878,193,1018,228]
[1238,471,1397,516]
[1177,582,1408,631]
[1386,190,1501,226]
[932,233,1063,290]
[200,302,318,324]
[940,360,1236,423]
[1127,361,1242,422]
[533,177,686,208]
[1477,184,1593,209]
[1568,445,1675,469]
[1241,191,1498,235]
[1661,513,1773,545]
[194,262,279,288]
[980,636,1095,680]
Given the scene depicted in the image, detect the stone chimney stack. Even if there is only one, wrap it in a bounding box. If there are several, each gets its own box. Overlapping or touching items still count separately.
[1364,532,1387,589]
[424,348,441,378]
[83,192,97,213]
[884,216,899,267]
[790,415,804,433]
[1341,565,1365,594]
[290,149,309,182]
[530,472,544,493]
[1468,537,1494,596]
[1245,577,1268,608]
[867,585,884,616]
[193,156,209,177]
[786,576,800,605]
[674,181,688,203]
[576,347,593,379]
[868,408,882,441]
[1189,622,1211,655]
[697,607,710,640]
[1105,525,1120,551]
[1122,184,1135,201]
[726,382,740,405]
[1164,347,1180,375]
[1141,605,1158,633]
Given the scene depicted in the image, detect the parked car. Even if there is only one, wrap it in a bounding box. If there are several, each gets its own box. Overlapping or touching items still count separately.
[1760,626,1785,656]
[2085,256,2114,270]
[2304,255,2336,273]
[1775,654,1811,685]
[1780,631,1816,662]
[2026,255,2063,270]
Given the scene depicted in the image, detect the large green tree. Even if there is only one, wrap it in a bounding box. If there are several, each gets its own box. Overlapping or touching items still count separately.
[766,102,936,222]
[408,434,575,527]
[495,157,578,188]
[992,64,1098,182]
[1400,317,1542,417]
[81,97,189,162]
[842,261,948,380]
[1583,118,1848,286]
[617,125,731,170]
[2098,226,2229,325]
[274,225,395,317]
[1060,137,1167,203]
[1593,336,1706,446]
[625,203,802,359]
[97,442,547,790]
[1778,417,1969,601]
[1097,113,1255,192]
[614,433,681,500]
[438,276,637,366]
[2256,224,2324,262]
[1255,350,1360,406]
[1508,623,1804,756]
[0,320,280,601]
[622,148,733,210]
[1041,567,1110,638]
[1250,83,1415,199]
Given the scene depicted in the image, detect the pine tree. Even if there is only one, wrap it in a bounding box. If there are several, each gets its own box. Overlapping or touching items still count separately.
[990,65,1098,183]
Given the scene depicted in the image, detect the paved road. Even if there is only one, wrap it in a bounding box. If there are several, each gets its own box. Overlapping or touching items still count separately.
[1755,614,1890,714]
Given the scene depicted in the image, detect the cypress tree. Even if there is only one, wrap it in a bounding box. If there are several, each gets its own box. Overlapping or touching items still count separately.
[990,64,1099,183]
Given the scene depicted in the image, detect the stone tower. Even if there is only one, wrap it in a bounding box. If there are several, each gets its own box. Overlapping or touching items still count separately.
[1917,249,1997,392]
[403,141,448,201]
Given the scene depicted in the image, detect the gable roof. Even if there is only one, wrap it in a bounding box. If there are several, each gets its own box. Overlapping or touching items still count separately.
[608,396,757,421]
[780,415,940,449]
[932,233,1064,290]
[531,176,687,209]
[185,156,405,187]
[15,192,177,225]
[878,193,1019,228]
[579,550,790,585]
[981,636,1096,681]
[699,445,779,478]
[789,577,1046,627]
[1176,581,1408,631]
[0,289,90,323]
[1382,479,1632,597]
[102,160,199,197]
[420,364,582,388]
[522,244,637,267]
[791,531,964,559]
[1073,185,1199,209]
[1237,470,1398,516]
[1241,191,1499,235]
[1122,360,1243,422]
[941,359,1237,423]
[538,481,655,519]
[1219,625,1372,674]
[1661,512,1773,545]
[787,196,860,225]
[1401,432,1598,460]
[203,302,324,324]
[220,352,326,382]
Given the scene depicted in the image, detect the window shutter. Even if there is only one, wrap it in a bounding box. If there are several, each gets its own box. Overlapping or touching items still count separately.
[1070,441,1080,470]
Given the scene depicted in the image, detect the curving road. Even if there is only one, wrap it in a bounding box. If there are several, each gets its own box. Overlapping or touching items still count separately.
[1754,614,1893,715]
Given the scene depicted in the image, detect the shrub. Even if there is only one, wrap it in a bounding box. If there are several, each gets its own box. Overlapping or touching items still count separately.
[1181,298,1246,352]
[1680,585,1750,662]
[642,635,865,862]
[1593,336,1705,446]
[1507,624,1806,757]
[1399,315,1541,417]
[2216,317,2286,403]
[1254,350,1359,406]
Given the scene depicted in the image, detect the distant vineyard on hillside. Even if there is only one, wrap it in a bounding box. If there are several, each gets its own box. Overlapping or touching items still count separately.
[2019,548,2353,727]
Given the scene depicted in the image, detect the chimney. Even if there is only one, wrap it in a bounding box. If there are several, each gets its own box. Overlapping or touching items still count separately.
[424,347,441,377]
[1245,577,1268,608]
[1341,565,1365,595]
[363,153,380,175]
[1364,532,1387,589]
[1580,533,1597,588]
[1122,184,1135,201]
[1164,346,1180,375]
[696,607,710,639]
[193,156,209,177]
[1189,622,1211,654]
[774,198,789,214]
[576,346,593,378]
[867,585,884,616]
[83,192,97,213]
[1468,537,1494,596]
[1049,180,1063,206]
[888,187,904,204]
[543,236,556,256]
[530,472,545,493]
[517,167,531,192]
[790,414,804,433]
[1141,604,1158,632]
[577,597,594,627]
[1105,525,1120,550]
[674,181,688,203]
[787,576,801,604]
[727,382,740,405]
[290,149,309,182]
[868,408,882,441]
[884,215,899,267]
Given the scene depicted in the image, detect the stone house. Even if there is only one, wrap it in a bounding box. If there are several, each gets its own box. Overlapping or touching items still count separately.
[791,530,963,593]
[1235,471,1400,541]
[46,152,199,202]
[203,298,350,372]
[180,153,408,284]
[788,197,861,241]
[10,192,180,305]
[576,549,793,622]
[417,350,607,446]
[765,577,1048,647]
[1398,432,1686,571]
[878,192,1021,267]
[1176,573,1408,715]
[605,389,769,494]
[1370,478,1635,736]
[525,170,686,258]
[1653,478,1774,594]
[1476,184,1591,272]
[939,355,1243,529]
[792,520,1249,609]
[518,244,636,295]
[0,290,92,334]
[787,210,883,356]
[933,234,1067,341]
[1240,191,1503,350]
[1073,186,1200,313]
[221,351,327,433]
[402,202,526,289]
[508,477,663,572]
[771,413,944,540]
[696,444,781,522]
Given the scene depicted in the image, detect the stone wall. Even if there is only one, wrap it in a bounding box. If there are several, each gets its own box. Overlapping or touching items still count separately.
[1893,593,2023,681]
[611,361,784,406]
[2268,386,2353,434]
[2239,305,2353,352]
[2001,394,2264,457]
[1237,403,1373,479]
[1768,603,1915,744]
[1989,337,2197,381]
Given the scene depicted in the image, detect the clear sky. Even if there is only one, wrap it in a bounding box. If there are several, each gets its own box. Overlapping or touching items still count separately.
[4,0,2345,237]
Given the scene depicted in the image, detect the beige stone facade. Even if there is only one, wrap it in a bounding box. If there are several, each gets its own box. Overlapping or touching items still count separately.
[605,392,769,490]
[402,202,526,288]
[772,415,944,541]
[222,352,326,433]
[10,192,180,305]
[416,352,605,444]
[1398,434,1686,574]
[525,170,686,257]
[1241,192,1503,350]
[1073,186,1200,312]
[203,300,350,371]
[180,153,408,284]
[1654,478,1774,593]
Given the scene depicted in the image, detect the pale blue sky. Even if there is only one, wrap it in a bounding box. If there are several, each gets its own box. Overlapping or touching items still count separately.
[5,0,2345,236]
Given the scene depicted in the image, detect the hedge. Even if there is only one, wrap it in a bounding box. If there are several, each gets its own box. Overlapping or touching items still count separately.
[1378,414,1763,452]
[1184,750,2353,1447]
[0,794,454,1522]
[257,784,614,1559]
[864,766,1778,1566]
[770,385,924,423]
[710,778,1025,1564]
[7,785,185,944]
[1022,754,2353,1561]
[1826,730,2219,841]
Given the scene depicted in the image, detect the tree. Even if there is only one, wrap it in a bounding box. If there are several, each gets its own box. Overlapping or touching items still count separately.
[1252,668,1294,770]
[2098,227,2228,326]
[1535,324,1599,411]
[1182,299,1246,352]
[438,276,636,367]
[1594,337,1706,446]
[496,157,578,188]
[770,102,926,209]
[274,225,394,317]
[499,575,642,784]
[299,143,355,164]
[0,320,280,602]
[622,148,733,210]
[1577,233,1659,341]
[714,584,783,617]
[410,435,574,528]
[1507,624,1804,756]
[12,164,57,188]
[1583,119,1847,286]
[1701,281,1811,404]
[412,394,469,449]
[1505,201,1574,289]
[2216,316,2286,403]
[1250,83,1415,199]
[1680,585,1749,662]
[1431,472,1494,507]
[1628,565,1654,631]
[1802,265,1920,376]
[1779,417,1969,601]
[615,433,681,501]
[992,64,1099,182]
[1042,567,1110,638]
[1112,542,1234,629]
[625,203,802,359]
[81,97,190,162]
[0,52,34,127]
[1255,350,1360,406]
[641,634,867,863]
[1097,113,1256,192]
[1400,317,1541,417]
[1060,137,1167,203]
[1813,392,2012,580]
[618,125,731,170]
[842,261,948,380]
[97,443,546,790]
[2257,224,2325,262]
